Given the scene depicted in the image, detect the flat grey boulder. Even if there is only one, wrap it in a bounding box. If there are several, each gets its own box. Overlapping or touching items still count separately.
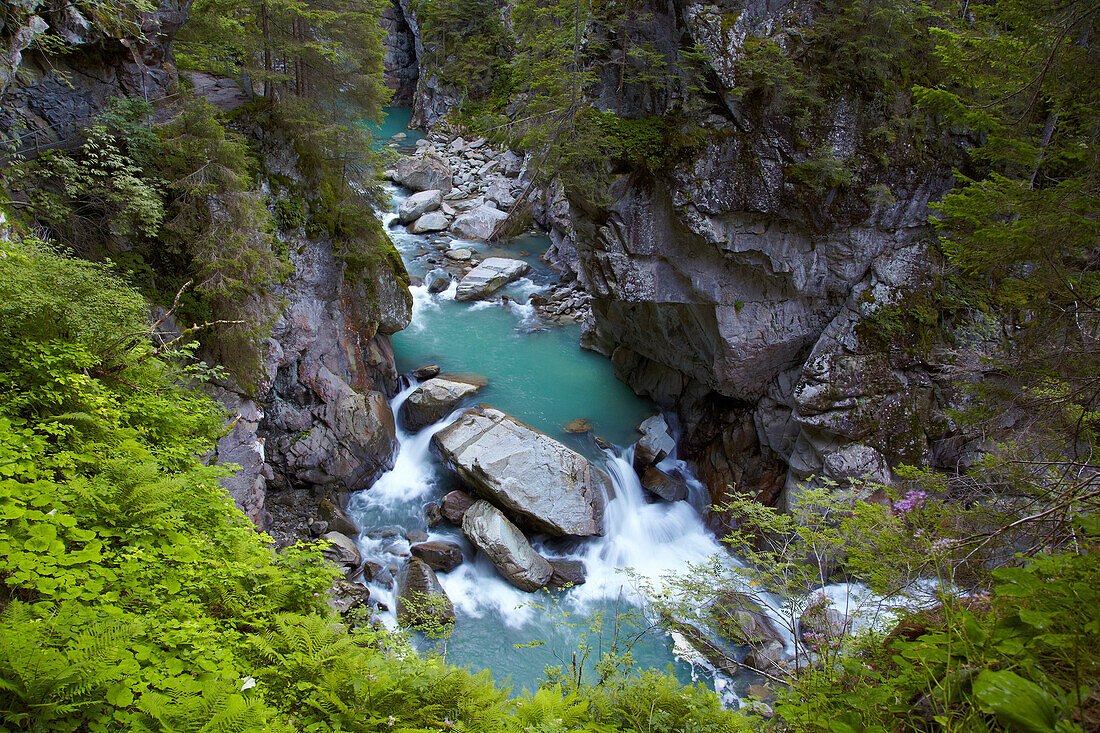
[396,557,455,628]
[402,375,486,432]
[461,500,552,591]
[411,211,449,234]
[395,154,453,193]
[454,257,530,302]
[451,203,507,241]
[398,189,443,223]
[431,406,608,536]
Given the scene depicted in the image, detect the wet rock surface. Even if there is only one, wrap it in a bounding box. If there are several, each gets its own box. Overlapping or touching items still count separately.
[432,406,608,537]
[401,375,485,432]
[454,257,531,301]
[461,500,553,591]
[396,557,455,627]
[410,540,464,573]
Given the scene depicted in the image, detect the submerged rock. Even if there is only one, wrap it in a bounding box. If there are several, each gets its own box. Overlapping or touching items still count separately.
[401,375,485,432]
[410,540,464,573]
[398,189,443,223]
[395,557,455,627]
[461,501,553,591]
[564,418,592,434]
[440,489,477,524]
[451,203,508,241]
[454,257,531,302]
[432,406,608,536]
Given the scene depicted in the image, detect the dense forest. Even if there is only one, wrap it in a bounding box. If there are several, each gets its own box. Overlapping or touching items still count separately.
[0,0,1097,731]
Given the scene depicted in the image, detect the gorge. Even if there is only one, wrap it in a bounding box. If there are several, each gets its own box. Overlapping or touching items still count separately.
[0,0,1096,731]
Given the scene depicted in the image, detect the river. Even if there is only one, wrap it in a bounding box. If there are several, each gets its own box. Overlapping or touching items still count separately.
[345,109,743,696]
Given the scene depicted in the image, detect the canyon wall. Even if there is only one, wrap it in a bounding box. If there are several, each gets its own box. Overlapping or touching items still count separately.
[394,0,964,518]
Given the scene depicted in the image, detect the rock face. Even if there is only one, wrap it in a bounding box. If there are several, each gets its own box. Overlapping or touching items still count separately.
[1,1,187,147]
[432,406,608,536]
[454,257,531,301]
[402,375,485,432]
[380,0,418,106]
[515,0,961,521]
[461,500,553,591]
[398,189,443,223]
[396,558,455,627]
[211,131,412,540]
[395,153,453,193]
[451,204,508,241]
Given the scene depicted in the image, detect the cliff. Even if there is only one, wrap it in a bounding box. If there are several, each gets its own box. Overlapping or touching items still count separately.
[393,0,966,518]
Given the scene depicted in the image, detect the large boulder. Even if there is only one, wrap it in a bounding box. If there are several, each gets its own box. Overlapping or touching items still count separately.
[461,501,553,591]
[709,591,784,648]
[410,540,464,573]
[548,559,587,588]
[395,557,455,628]
[318,499,358,536]
[431,406,609,536]
[401,375,486,432]
[451,203,508,241]
[454,257,531,302]
[411,211,449,234]
[395,154,453,193]
[398,189,443,223]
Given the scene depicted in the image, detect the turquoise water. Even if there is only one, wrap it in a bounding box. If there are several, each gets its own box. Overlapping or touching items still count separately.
[349,123,725,695]
[394,305,652,448]
[365,107,425,151]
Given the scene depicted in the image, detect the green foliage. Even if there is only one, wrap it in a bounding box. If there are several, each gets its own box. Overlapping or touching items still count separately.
[6,97,288,384]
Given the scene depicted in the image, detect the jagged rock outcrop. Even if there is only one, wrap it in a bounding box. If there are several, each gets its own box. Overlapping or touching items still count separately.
[380,0,418,106]
[512,0,962,521]
[432,406,609,536]
[212,129,413,534]
[0,1,186,149]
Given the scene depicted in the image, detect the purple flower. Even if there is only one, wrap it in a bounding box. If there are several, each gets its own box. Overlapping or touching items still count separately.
[894,490,928,514]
